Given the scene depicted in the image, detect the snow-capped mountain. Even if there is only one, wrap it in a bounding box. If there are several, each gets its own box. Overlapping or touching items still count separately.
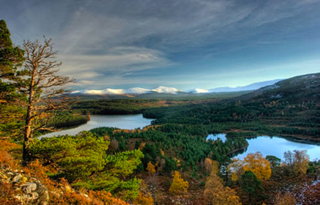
[151,86,181,94]
[186,88,210,94]
[71,80,282,96]
[126,87,150,94]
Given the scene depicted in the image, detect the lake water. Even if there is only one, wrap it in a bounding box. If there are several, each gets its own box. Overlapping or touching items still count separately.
[207,133,227,142]
[207,134,320,161]
[40,114,153,138]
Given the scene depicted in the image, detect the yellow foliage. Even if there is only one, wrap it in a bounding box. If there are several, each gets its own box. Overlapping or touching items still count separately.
[169,171,189,194]
[134,191,154,205]
[211,160,219,175]
[204,170,241,205]
[228,152,271,181]
[146,162,156,173]
[293,150,309,176]
[173,157,181,167]
[243,152,271,181]
[204,158,213,173]
[160,149,165,156]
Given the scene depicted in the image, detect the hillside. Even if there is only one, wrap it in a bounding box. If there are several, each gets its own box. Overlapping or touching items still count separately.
[144,73,320,141]
[238,72,320,103]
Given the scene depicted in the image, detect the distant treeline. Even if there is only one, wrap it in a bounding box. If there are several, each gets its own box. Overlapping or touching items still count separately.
[47,111,89,128]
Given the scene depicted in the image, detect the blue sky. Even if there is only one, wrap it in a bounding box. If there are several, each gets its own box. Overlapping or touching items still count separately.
[1,0,320,90]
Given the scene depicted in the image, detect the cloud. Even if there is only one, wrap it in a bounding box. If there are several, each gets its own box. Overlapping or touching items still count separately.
[58,46,172,81]
[2,0,320,90]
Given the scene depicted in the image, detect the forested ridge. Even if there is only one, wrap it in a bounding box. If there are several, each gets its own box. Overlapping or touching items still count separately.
[1,19,320,204]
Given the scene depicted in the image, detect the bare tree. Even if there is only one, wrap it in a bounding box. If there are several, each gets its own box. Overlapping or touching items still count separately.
[20,38,74,165]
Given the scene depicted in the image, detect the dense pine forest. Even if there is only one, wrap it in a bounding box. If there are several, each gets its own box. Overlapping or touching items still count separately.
[1,19,320,204]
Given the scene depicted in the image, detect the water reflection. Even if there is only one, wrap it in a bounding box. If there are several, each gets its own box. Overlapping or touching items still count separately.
[234,136,320,161]
[40,114,153,138]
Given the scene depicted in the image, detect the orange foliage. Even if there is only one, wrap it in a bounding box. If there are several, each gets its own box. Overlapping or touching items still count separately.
[0,139,20,152]
[275,192,296,205]
[146,162,156,173]
[89,190,129,205]
[139,142,146,150]
[133,180,154,205]
[169,171,189,194]
[0,181,21,204]
[24,159,56,193]
[0,140,21,170]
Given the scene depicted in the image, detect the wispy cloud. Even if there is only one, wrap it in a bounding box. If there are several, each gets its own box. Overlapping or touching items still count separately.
[2,0,320,90]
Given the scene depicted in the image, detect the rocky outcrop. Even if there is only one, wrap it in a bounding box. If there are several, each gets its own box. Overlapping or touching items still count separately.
[0,166,49,205]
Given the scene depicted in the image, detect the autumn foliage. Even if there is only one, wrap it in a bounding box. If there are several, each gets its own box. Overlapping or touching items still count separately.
[146,161,156,173]
[169,171,189,194]
[274,192,296,205]
[133,180,154,205]
[204,167,241,205]
[228,152,271,181]
[243,152,271,181]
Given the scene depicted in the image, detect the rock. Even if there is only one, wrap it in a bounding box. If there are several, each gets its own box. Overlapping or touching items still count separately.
[0,166,49,205]
[22,182,38,193]
[12,173,22,183]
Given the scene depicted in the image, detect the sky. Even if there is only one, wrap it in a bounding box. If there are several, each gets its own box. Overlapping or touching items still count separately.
[1,0,320,90]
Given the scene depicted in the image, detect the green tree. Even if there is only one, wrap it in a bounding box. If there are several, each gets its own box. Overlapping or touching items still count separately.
[240,171,264,203]
[19,38,74,165]
[0,20,25,138]
[30,131,144,200]
[266,155,281,169]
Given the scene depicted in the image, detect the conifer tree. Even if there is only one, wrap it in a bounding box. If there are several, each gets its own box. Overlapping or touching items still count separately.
[0,20,25,138]
[240,171,264,202]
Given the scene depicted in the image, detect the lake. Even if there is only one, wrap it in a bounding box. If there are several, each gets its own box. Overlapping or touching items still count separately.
[207,134,320,161]
[40,114,153,138]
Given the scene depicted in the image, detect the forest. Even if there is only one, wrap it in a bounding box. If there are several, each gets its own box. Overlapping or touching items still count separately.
[1,18,320,204]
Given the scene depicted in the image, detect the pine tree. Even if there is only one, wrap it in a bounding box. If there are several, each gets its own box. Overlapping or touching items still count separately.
[240,171,264,202]
[0,20,25,138]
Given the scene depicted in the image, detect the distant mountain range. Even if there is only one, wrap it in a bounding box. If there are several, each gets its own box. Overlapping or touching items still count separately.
[72,79,282,96]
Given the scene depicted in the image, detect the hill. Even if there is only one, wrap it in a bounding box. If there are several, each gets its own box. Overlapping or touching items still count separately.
[143,72,320,141]
[238,72,320,103]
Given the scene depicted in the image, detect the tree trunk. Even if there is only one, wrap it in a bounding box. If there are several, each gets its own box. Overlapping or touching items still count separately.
[22,68,35,166]
[22,107,32,166]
